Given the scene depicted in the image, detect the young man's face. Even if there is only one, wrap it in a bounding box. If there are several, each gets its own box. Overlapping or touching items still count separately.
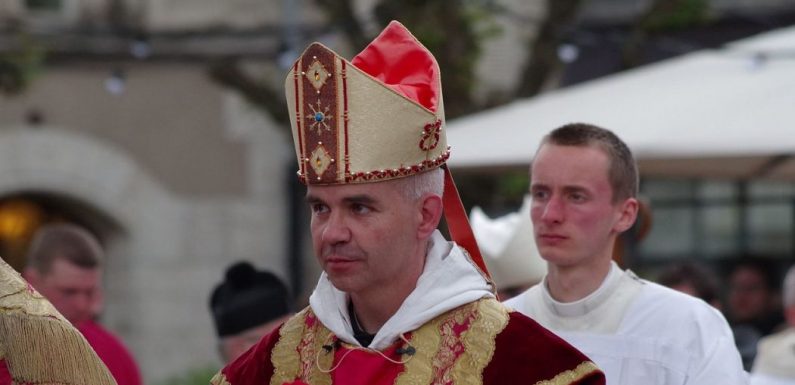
[529,143,636,268]
[25,258,101,326]
[306,179,425,297]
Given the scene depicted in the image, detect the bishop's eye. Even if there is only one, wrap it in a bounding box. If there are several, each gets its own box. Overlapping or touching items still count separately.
[351,203,371,215]
[311,203,329,214]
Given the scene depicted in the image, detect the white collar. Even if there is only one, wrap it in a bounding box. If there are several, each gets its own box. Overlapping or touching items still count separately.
[308,230,494,350]
[541,261,623,317]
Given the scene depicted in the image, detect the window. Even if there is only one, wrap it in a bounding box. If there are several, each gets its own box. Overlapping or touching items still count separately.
[24,0,62,12]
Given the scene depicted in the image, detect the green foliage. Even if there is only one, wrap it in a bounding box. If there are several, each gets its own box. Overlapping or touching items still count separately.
[0,34,45,96]
[644,0,710,32]
[456,170,528,214]
[155,365,220,385]
[496,172,529,200]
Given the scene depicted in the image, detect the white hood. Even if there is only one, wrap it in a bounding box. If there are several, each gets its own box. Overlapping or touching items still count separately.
[308,230,494,350]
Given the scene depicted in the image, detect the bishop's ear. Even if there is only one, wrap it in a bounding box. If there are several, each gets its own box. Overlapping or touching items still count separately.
[417,194,443,239]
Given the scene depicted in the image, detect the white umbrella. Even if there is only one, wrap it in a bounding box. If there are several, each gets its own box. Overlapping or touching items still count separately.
[447,25,795,179]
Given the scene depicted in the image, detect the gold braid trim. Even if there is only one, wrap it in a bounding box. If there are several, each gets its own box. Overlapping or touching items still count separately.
[534,361,602,385]
[11,382,111,385]
[394,312,442,385]
[0,313,116,385]
[270,308,309,385]
[210,372,231,385]
[270,308,332,385]
[0,260,63,320]
[453,298,509,385]
[307,321,332,385]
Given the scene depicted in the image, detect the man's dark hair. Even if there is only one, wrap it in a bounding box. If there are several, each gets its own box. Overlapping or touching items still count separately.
[657,262,721,305]
[540,123,639,202]
[729,257,782,292]
[25,223,103,274]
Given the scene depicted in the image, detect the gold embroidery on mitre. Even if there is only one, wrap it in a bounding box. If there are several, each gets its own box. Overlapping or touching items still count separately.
[210,372,231,385]
[453,298,510,385]
[306,59,331,91]
[419,119,442,152]
[309,145,333,177]
[534,361,602,385]
[306,99,333,135]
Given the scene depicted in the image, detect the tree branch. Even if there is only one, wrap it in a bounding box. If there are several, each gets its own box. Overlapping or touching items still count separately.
[207,59,290,129]
[514,0,583,98]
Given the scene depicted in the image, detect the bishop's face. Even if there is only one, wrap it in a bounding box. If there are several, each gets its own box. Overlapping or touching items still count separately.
[306,179,425,297]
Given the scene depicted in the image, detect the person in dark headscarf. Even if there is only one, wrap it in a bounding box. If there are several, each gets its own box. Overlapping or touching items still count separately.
[210,261,292,363]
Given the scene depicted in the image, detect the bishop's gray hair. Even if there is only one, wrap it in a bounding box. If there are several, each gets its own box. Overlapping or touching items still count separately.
[396,167,444,202]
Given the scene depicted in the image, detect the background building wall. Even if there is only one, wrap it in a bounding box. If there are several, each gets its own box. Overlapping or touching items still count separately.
[0,63,293,382]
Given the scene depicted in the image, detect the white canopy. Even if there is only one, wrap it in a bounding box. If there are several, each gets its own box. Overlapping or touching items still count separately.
[447,26,795,179]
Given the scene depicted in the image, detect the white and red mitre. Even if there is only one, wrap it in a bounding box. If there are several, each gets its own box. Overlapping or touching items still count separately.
[285,20,449,185]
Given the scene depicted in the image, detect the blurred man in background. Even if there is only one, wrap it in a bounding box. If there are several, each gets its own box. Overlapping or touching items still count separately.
[0,257,117,385]
[750,264,795,385]
[657,261,723,309]
[727,259,786,369]
[23,223,141,385]
[210,261,292,363]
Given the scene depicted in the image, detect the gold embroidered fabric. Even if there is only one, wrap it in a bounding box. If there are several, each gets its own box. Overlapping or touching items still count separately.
[0,259,117,385]
[270,308,309,385]
[433,305,475,384]
[534,361,601,385]
[0,260,63,320]
[269,299,509,385]
[305,316,332,385]
[453,298,509,385]
[396,298,508,385]
[394,314,441,385]
[270,308,332,385]
[210,372,231,385]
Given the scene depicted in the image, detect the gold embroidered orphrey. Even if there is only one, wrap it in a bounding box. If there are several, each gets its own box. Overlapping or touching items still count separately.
[209,298,602,385]
[534,362,602,385]
[267,298,509,385]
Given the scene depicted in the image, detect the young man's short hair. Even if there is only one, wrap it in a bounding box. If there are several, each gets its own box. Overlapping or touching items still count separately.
[26,223,103,274]
[540,123,639,202]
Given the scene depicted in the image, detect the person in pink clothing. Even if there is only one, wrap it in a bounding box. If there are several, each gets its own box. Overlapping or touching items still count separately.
[79,319,143,385]
[23,223,142,385]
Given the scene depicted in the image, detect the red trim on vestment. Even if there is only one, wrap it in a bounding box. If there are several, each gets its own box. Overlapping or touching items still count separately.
[442,165,491,281]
